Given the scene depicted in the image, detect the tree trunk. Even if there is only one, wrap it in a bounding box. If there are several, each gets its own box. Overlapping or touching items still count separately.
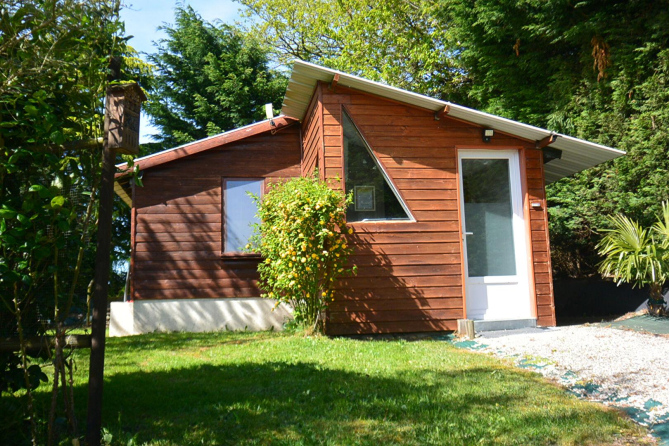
[647,283,665,317]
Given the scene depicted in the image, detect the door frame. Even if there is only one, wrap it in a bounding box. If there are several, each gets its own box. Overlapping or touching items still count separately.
[457,148,532,320]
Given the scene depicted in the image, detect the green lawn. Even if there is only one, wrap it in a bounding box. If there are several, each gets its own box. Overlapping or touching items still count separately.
[9,331,647,445]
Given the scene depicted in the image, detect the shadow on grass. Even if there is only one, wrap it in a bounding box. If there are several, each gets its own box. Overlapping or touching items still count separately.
[60,361,633,445]
[106,330,280,352]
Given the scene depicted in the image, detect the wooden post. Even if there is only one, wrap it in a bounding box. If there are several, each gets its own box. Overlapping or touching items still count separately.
[85,83,145,446]
[85,137,115,446]
[0,335,91,353]
[457,319,475,339]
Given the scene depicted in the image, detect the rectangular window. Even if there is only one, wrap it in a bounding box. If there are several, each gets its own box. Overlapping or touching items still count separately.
[222,178,263,254]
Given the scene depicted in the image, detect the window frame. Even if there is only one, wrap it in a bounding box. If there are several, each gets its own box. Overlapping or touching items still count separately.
[221,177,264,259]
[341,106,415,223]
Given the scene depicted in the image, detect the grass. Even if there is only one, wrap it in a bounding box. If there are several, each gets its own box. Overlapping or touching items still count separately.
[3,330,647,445]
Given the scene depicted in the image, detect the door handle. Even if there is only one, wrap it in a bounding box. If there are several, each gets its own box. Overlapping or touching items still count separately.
[464,232,474,236]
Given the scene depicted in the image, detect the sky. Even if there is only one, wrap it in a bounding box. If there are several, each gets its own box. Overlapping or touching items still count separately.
[119,1,244,143]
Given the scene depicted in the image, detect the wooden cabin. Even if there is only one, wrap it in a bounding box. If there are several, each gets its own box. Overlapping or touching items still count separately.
[111,61,624,336]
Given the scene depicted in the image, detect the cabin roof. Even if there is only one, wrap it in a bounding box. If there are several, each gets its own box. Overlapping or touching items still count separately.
[115,60,625,206]
[115,116,297,175]
[282,60,625,183]
[113,116,297,206]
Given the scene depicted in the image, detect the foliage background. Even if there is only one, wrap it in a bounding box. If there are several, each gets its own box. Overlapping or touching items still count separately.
[0,1,149,442]
[239,0,669,278]
[143,5,288,151]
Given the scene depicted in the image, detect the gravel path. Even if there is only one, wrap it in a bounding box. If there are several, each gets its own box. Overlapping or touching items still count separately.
[465,325,669,427]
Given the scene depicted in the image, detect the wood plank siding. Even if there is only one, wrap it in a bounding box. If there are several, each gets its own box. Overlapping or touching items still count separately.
[131,127,301,301]
[128,82,556,334]
[526,149,556,326]
[301,89,323,178]
[315,83,555,334]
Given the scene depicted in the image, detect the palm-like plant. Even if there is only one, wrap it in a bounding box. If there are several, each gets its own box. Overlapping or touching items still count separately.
[597,203,668,316]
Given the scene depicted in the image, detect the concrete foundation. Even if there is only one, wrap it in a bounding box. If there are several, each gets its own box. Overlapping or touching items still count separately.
[109,298,293,337]
[473,318,537,332]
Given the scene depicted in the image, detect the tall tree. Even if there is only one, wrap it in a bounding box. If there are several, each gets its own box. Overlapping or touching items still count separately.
[0,1,148,443]
[144,6,288,149]
[239,0,465,100]
[440,0,669,277]
[243,0,668,278]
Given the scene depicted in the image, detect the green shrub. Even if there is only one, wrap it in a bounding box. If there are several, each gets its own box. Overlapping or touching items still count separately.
[597,202,668,315]
[250,176,355,332]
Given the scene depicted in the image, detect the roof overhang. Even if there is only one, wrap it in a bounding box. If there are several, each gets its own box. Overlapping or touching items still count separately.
[114,177,132,207]
[113,116,298,205]
[115,116,297,176]
[282,60,625,183]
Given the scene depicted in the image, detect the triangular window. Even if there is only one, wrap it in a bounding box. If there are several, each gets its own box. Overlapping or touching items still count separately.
[342,110,411,222]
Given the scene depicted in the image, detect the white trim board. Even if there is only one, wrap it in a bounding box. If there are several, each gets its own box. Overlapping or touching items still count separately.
[109,298,293,336]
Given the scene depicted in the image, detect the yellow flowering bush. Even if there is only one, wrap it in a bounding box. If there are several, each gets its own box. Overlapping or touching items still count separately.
[249,176,355,332]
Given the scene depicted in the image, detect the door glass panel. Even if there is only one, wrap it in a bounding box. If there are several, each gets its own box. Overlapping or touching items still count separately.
[462,158,516,277]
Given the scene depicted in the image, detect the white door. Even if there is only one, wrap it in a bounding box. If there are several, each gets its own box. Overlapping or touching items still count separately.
[458,150,531,321]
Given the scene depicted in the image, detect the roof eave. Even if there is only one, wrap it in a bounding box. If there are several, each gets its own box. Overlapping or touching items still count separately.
[115,116,298,176]
[282,60,625,183]
[112,116,299,203]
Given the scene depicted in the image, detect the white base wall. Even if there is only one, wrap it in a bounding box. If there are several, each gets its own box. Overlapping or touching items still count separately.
[109,298,293,337]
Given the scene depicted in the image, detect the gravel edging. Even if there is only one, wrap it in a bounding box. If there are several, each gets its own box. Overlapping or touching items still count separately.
[453,325,669,440]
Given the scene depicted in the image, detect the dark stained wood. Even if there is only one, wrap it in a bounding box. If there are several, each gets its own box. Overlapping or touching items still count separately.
[135,232,221,243]
[394,179,457,190]
[135,222,221,233]
[349,231,459,244]
[348,242,460,255]
[353,264,462,277]
[533,251,549,262]
[135,278,259,290]
[0,335,91,353]
[129,80,556,335]
[136,214,220,223]
[130,127,300,301]
[329,308,462,324]
[138,204,221,214]
[320,85,466,334]
[336,275,461,289]
[134,266,258,279]
[349,253,462,266]
[318,83,555,334]
[403,189,458,200]
[135,241,220,252]
[349,221,458,232]
[130,182,137,304]
[337,286,463,300]
[411,210,459,221]
[526,148,555,326]
[326,319,458,335]
[116,117,298,175]
[329,73,340,90]
[135,287,261,300]
[535,284,552,295]
[301,91,321,177]
[135,250,225,261]
[385,168,456,180]
[405,199,457,211]
[329,297,462,312]
[434,104,450,120]
[134,259,259,271]
[535,134,558,149]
